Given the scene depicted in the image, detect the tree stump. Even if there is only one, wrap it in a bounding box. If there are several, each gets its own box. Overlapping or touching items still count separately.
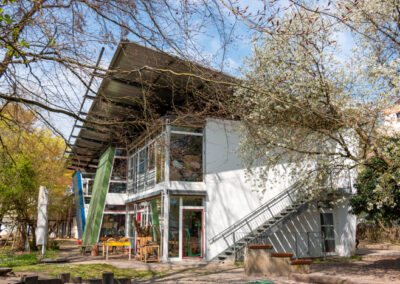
[91,245,99,256]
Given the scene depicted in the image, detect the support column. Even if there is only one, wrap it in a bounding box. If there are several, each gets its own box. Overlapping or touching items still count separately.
[126,212,132,237]
[165,123,171,185]
[162,191,170,262]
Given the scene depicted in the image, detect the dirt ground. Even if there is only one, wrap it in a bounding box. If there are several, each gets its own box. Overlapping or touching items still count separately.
[3,240,400,283]
[310,249,400,284]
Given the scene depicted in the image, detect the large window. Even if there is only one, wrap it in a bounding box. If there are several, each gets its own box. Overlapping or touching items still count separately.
[87,180,93,196]
[99,214,125,238]
[108,150,128,194]
[156,137,165,183]
[149,142,155,170]
[130,155,137,192]
[126,125,203,193]
[139,148,147,174]
[168,197,180,257]
[111,158,127,181]
[170,134,203,182]
[128,135,166,193]
[108,182,127,194]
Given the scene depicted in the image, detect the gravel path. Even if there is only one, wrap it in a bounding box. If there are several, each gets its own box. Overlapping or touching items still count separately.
[310,249,400,284]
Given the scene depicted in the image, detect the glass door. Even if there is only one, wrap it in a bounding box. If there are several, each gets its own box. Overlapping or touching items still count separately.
[320,213,335,252]
[182,209,203,258]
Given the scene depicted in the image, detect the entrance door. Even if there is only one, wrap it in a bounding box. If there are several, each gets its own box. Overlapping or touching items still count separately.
[320,213,335,252]
[182,209,203,258]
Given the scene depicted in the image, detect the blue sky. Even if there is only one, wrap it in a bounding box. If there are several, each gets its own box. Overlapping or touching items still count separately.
[50,0,355,142]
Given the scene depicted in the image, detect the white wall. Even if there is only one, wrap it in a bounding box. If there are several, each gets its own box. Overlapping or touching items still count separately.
[106,193,128,205]
[266,199,356,258]
[333,198,357,257]
[204,119,294,260]
[204,118,356,260]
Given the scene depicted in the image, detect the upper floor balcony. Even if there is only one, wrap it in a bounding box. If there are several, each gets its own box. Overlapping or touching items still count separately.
[127,123,204,197]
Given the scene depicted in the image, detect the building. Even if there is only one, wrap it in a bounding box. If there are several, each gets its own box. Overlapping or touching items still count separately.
[69,42,356,262]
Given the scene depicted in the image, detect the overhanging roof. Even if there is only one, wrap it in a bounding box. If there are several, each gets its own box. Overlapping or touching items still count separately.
[68,41,234,172]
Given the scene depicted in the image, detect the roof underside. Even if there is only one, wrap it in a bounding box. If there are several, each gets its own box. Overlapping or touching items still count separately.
[68,42,233,172]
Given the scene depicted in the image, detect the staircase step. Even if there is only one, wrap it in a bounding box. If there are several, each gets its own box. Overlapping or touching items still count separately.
[290,259,312,265]
[275,213,287,218]
[244,235,255,240]
[248,244,273,250]
[271,252,294,258]
[284,209,296,213]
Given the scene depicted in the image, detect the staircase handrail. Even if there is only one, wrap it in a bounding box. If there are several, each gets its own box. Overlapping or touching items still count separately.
[209,181,303,244]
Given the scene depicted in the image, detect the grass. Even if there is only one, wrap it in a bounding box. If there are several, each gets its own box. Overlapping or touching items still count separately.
[312,255,362,264]
[0,249,58,267]
[13,264,163,279]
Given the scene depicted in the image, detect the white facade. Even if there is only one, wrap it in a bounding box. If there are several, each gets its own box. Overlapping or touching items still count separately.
[203,119,356,260]
[383,105,400,135]
[81,117,356,261]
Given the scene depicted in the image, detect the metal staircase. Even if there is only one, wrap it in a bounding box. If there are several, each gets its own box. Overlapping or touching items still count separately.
[209,182,311,261]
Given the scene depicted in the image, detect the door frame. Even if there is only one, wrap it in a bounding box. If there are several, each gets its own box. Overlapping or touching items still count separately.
[181,207,204,259]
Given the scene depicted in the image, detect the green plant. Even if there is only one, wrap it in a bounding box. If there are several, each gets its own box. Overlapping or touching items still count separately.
[0,252,39,267]
[46,240,59,250]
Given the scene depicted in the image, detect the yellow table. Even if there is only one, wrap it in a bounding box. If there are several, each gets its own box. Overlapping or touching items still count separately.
[102,240,132,261]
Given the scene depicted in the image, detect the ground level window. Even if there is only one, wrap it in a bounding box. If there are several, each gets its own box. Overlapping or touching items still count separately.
[320,212,335,252]
[168,197,180,257]
[182,196,203,206]
[99,214,125,239]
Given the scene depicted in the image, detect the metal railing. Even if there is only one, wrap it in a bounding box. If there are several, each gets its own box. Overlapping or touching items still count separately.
[128,169,157,194]
[209,181,303,245]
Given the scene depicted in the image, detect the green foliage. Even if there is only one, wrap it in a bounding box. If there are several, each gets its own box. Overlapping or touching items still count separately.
[0,252,38,267]
[46,240,60,250]
[350,138,400,224]
[0,104,71,248]
[0,249,58,267]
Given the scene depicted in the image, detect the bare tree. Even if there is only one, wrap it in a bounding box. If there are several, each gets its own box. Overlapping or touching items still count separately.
[0,0,240,146]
